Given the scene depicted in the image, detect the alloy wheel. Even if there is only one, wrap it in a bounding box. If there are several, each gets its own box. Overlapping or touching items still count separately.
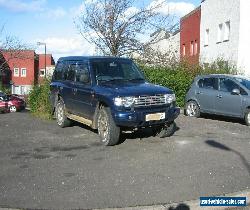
[56,104,64,126]
[98,112,109,142]
[9,106,17,113]
[186,102,198,117]
[247,112,250,124]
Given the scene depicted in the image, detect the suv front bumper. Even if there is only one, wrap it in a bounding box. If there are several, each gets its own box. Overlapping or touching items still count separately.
[113,106,180,128]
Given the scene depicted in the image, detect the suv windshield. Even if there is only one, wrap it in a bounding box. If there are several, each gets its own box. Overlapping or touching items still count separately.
[91,60,145,84]
[235,77,250,90]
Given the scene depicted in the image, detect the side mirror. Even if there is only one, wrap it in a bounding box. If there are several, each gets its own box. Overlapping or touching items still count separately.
[231,88,240,95]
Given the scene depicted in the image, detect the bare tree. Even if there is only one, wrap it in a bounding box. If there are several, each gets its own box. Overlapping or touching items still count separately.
[0,25,30,88]
[76,0,176,57]
[0,33,30,69]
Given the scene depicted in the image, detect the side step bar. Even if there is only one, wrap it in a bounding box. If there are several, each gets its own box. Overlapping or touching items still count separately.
[67,113,92,127]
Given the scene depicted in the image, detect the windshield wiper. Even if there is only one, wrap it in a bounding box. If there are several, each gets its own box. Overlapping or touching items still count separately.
[128,78,145,82]
[98,78,126,83]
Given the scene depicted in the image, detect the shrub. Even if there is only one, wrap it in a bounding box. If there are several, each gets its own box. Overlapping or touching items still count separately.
[0,84,11,94]
[28,79,52,120]
[139,59,238,107]
[141,65,193,107]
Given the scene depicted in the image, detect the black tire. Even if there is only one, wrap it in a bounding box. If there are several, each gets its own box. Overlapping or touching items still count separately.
[97,107,120,146]
[185,100,200,117]
[244,109,250,126]
[155,122,176,138]
[55,99,71,128]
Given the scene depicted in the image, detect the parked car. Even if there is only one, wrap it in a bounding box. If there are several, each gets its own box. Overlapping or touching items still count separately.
[50,56,180,146]
[6,94,26,112]
[0,92,8,113]
[185,74,250,125]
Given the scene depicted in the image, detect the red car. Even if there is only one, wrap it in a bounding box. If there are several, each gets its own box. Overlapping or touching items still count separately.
[6,94,26,112]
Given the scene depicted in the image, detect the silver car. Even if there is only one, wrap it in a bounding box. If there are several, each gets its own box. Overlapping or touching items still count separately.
[185,74,250,125]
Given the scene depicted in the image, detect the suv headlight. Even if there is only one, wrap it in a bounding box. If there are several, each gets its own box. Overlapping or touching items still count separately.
[114,96,135,107]
[164,94,176,104]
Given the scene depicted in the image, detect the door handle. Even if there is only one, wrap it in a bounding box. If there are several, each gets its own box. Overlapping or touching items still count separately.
[196,91,202,95]
[72,88,77,94]
[217,95,222,98]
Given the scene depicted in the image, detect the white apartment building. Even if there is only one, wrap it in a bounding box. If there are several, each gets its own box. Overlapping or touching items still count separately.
[200,0,250,75]
[147,29,180,61]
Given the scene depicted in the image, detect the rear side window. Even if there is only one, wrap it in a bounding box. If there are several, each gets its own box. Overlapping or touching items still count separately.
[75,63,90,84]
[198,78,217,89]
[53,62,64,80]
[67,64,76,81]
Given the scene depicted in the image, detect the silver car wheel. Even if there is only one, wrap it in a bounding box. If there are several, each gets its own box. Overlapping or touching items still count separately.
[9,105,17,113]
[247,112,250,124]
[98,111,109,142]
[186,102,198,117]
[56,105,64,126]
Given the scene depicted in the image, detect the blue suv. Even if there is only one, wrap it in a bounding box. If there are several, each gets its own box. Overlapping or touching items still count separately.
[50,56,180,146]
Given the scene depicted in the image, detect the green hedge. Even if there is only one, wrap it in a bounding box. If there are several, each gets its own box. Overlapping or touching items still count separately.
[0,85,11,94]
[140,60,238,107]
[141,65,194,107]
[28,79,52,120]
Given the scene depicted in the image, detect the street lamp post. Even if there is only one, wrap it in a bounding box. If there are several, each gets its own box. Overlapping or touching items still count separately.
[37,42,47,78]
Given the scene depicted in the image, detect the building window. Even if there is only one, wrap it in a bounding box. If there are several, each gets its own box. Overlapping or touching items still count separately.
[194,40,198,55]
[40,69,45,77]
[182,44,186,56]
[224,21,230,41]
[21,68,27,77]
[14,68,19,77]
[217,23,223,43]
[190,41,194,56]
[204,29,209,46]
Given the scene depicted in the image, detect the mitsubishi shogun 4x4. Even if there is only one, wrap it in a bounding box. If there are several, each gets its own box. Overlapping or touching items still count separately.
[50,56,179,146]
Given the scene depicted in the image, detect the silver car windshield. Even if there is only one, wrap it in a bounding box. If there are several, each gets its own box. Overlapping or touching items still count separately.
[235,77,250,90]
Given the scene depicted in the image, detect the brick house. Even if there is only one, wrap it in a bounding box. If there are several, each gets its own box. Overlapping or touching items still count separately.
[2,51,55,95]
[2,50,39,95]
[180,6,201,65]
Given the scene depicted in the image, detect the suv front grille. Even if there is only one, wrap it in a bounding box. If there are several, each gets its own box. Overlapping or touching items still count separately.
[134,94,166,107]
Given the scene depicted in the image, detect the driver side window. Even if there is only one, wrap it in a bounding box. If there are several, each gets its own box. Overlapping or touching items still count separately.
[219,78,239,92]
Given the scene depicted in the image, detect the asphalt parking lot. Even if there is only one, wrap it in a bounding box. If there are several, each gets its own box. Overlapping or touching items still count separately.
[0,111,249,209]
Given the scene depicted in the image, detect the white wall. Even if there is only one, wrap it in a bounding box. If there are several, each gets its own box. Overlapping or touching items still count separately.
[12,85,32,95]
[40,66,55,78]
[148,32,180,61]
[200,0,240,67]
[237,0,250,75]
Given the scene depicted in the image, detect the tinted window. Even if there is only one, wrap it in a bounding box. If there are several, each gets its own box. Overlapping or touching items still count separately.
[198,78,217,89]
[53,62,64,80]
[121,63,143,80]
[62,63,69,81]
[219,78,239,92]
[67,64,76,81]
[0,92,7,101]
[75,63,90,84]
[92,60,144,83]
